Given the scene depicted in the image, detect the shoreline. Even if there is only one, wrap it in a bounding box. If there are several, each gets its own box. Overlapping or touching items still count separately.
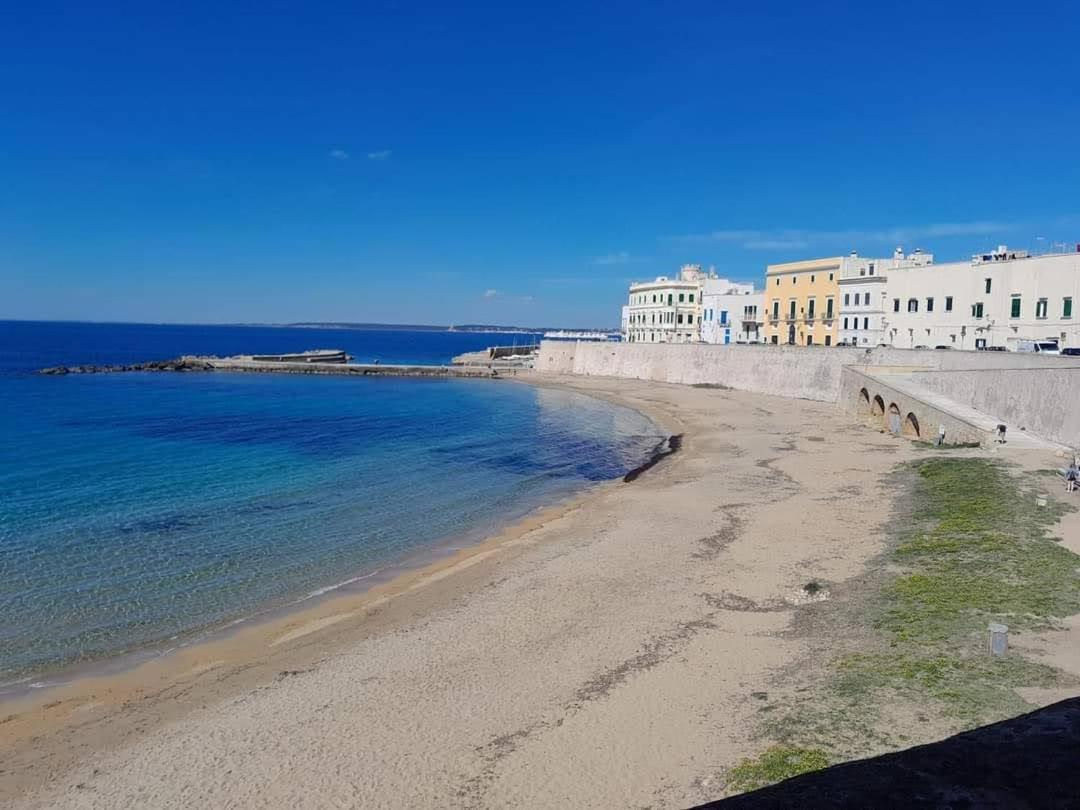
[0,373,685,804]
[10,373,1057,808]
[0,374,678,705]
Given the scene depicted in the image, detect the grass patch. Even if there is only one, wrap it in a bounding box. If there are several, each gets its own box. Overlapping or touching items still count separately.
[726,745,829,793]
[729,456,1080,795]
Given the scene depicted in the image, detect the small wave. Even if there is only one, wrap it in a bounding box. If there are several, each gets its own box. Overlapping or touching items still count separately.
[296,569,384,602]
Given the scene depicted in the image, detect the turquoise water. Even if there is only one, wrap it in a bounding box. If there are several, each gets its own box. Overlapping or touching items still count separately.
[0,322,662,682]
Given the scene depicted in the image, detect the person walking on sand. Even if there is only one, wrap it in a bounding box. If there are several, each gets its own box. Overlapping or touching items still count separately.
[1067,461,1079,493]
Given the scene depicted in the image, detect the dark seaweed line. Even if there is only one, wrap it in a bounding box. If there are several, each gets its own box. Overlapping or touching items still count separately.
[623,434,683,483]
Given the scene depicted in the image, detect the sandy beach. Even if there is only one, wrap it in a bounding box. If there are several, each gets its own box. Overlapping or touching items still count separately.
[1,373,1070,808]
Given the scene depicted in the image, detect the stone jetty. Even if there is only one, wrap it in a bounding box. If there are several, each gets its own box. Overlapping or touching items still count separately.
[39,356,503,379]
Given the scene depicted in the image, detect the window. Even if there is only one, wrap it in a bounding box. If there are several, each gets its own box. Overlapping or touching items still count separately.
[792,276,797,284]
[772,301,779,320]
[825,335,832,346]
[985,278,992,294]
[972,302,984,318]
[907,298,918,313]
[720,310,728,325]
[788,300,796,319]
[843,317,849,329]
[689,293,695,303]
[826,298,834,318]
[677,313,683,324]
[868,263,875,276]
[945,296,953,312]
[843,293,850,306]
[807,299,816,319]
[810,275,815,283]
[1065,297,1073,318]
[926,297,934,312]
[1010,296,1021,318]
[775,278,779,286]
[828,273,834,281]
[1036,298,1048,319]
[864,292,871,305]
[678,293,685,303]
[652,294,656,303]
[893,298,900,312]
[686,314,694,324]
[852,318,858,331]
[807,335,814,346]
[667,294,672,305]
[863,317,869,329]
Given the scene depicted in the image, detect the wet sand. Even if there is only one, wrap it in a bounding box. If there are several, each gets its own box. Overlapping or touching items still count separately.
[0,373,1005,808]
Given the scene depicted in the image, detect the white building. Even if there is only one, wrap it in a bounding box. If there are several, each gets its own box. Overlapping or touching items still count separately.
[700,285,762,344]
[624,264,756,344]
[883,246,1080,350]
[838,248,934,347]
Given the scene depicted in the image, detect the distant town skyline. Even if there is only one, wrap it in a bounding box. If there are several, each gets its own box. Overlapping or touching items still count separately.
[3,1,1080,327]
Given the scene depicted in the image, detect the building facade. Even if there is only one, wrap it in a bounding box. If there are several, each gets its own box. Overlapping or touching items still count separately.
[624,265,707,344]
[883,246,1080,350]
[700,288,763,344]
[838,248,934,347]
[763,257,841,346]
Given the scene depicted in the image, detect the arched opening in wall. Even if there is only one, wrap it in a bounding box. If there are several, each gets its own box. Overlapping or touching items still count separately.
[903,412,920,438]
[858,388,870,415]
[871,395,885,421]
[888,403,902,435]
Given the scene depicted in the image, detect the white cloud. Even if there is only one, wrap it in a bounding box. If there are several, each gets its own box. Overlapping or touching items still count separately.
[329,149,349,160]
[483,289,500,299]
[591,251,648,266]
[669,221,1017,251]
[367,150,392,160]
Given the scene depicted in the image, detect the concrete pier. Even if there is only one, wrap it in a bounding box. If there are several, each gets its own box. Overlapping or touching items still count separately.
[194,357,502,378]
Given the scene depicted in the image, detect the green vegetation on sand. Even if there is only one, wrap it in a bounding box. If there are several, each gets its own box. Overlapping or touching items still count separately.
[728,456,1080,794]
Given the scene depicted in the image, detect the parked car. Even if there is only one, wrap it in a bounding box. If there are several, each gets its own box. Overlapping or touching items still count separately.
[1010,339,1061,355]
[914,344,929,349]
[933,345,952,350]
[1061,347,1080,356]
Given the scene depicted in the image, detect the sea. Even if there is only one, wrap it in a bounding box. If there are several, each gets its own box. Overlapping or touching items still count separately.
[0,321,663,687]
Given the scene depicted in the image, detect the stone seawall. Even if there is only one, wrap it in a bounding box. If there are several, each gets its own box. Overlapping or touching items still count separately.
[536,341,1080,445]
[907,367,1080,447]
[537,341,1080,403]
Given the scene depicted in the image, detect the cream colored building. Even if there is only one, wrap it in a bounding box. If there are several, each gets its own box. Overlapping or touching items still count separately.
[883,246,1080,350]
[624,265,705,343]
[624,264,755,344]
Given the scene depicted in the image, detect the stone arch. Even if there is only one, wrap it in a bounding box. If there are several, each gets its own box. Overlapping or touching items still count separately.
[858,388,870,415]
[887,403,902,435]
[871,395,885,421]
[904,412,921,438]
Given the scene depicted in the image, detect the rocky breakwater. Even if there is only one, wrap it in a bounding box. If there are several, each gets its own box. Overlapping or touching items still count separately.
[39,358,214,375]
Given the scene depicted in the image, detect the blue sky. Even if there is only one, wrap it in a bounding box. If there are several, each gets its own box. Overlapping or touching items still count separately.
[3,1,1080,327]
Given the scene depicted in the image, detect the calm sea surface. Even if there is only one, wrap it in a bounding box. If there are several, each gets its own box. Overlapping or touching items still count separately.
[0,322,662,683]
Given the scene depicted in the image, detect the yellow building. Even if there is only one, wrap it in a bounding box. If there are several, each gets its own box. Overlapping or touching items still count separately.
[763,257,841,346]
